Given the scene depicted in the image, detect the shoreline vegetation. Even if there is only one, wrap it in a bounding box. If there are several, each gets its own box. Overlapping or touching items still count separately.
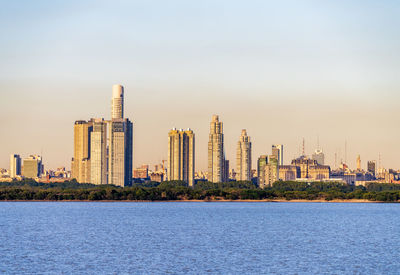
[1,180,400,203]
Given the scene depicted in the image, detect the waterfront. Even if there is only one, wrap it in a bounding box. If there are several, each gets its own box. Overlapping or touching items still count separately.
[1,202,399,274]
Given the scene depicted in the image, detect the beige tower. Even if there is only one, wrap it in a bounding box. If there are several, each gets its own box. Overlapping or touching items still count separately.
[108,118,133,187]
[356,155,361,171]
[236,129,252,181]
[90,119,107,185]
[208,115,225,183]
[111,84,124,119]
[22,155,43,179]
[71,120,93,183]
[167,128,195,186]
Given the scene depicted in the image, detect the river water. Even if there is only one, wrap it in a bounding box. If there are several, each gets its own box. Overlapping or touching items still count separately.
[1,202,399,274]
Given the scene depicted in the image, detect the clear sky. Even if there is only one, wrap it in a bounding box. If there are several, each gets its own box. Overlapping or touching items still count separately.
[1,0,399,171]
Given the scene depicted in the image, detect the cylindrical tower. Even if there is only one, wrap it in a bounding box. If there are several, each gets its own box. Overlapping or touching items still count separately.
[111,84,124,119]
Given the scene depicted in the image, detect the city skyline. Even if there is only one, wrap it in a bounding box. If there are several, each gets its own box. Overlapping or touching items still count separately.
[1,87,398,173]
[1,1,400,171]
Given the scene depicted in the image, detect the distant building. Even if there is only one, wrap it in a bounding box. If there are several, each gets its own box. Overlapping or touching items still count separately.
[367,161,376,176]
[272,144,284,166]
[108,118,133,187]
[330,172,357,185]
[257,155,268,187]
[236,129,252,181]
[167,128,195,186]
[229,169,237,180]
[22,155,43,178]
[71,120,93,183]
[291,155,331,180]
[133,167,149,179]
[291,156,318,178]
[91,119,107,185]
[356,155,361,171]
[223,159,230,182]
[150,172,164,183]
[9,154,21,178]
[263,155,279,188]
[279,165,300,181]
[309,165,330,180]
[312,149,325,165]
[208,115,226,183]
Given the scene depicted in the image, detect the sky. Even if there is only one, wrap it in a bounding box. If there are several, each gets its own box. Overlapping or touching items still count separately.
[0,0,399,171]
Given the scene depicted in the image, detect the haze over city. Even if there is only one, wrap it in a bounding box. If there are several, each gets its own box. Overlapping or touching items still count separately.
[1,0,399,171]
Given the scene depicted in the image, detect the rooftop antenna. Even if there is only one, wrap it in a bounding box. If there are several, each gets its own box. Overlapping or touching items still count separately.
[302,138,305,156]
[334,151,337,169]
[345,140,347,164]
[317,135,320,150]
[379,153,381,170]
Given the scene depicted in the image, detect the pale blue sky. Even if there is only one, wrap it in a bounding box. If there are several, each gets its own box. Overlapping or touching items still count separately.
[0,0,399,171]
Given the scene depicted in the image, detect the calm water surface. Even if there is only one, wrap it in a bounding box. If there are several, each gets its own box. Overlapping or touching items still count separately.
[0,202,399,274]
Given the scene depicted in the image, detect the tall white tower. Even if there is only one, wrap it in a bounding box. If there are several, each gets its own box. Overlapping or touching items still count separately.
[111,84,124,119]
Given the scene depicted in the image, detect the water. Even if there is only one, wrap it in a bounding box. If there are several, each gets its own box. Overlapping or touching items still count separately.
[0,202,399,274]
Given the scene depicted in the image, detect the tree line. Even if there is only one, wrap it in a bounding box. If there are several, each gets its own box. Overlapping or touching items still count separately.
[0,179,400,202]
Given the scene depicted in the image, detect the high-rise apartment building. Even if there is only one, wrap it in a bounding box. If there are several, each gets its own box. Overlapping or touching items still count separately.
[236,129,252,181]
[264,155,279,188]
[223,159,229,182]
[257,155,268,187]
[272,144,284,166]
[108,118,133,187]
[71,120,93,183]
[208,115,226,183]
[367,161,376,176]
[167,128,195,186]
[111,84,124,119]
[22,155,42,178]
[312,149,325,165]
[9,154,21,178]
[91,119,107,185]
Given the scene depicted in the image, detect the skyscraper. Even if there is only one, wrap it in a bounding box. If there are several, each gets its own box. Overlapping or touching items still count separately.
[257,155,268,187]
[108,84,133,187]
[208,115,225,183]
[111,84,124,119]
[367,161,376,176]
[22,155,42,178]
[167,128,195,186]
[236,129,252,181]
[272,144,284,166]
[264,155,279,188]
[108,118,133,187]
[71,120,93,183]
[9,154,21,178]
[90,119,107,185]
[312,149,325,165]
